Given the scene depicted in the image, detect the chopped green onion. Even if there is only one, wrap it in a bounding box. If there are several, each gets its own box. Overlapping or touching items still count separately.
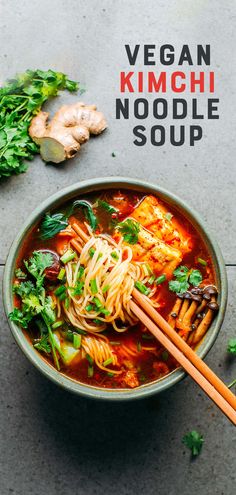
[134,281,151,296]
[58,292,67,301]
[60,249,76,264]
[93,297,103,309]
[111,251,119,261]
[73,334,81,349]
[99,308,110,316]
[137,341,142,352]
[64,330,74,342]
[88,365,94,377]
[107,372,114,377]
[52,320,64,329]
[156,274,166,285]
[197,257,207,266]
[54,285,66,296]
[77,266,85,279]
[143,263,153,276]
[65,297,70,309]
[162,350,169,361]
[72,281,84,296]
[86,353,94,365]
[57,268,66,280]
[98,253,103,260]
[103,357,113,366]
[75,328,87,335]
[102,284,110,293]
[148,275,156,285]
[90,279,98,294]
[85,304,94,312]
[110,341,121,346]
[89,248,96,257]
[93,319,102,325]
[165,212,173,222]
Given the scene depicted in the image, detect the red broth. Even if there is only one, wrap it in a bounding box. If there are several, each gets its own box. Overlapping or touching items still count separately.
[13,189,215,389]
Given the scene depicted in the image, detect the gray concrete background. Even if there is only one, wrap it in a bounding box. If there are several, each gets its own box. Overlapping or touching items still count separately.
[0,1,236,494]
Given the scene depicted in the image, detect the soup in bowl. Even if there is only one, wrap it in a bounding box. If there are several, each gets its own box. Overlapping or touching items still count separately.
[3,178,227,400]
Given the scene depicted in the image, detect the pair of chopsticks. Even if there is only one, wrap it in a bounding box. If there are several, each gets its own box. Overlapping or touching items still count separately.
[131,288,236,425]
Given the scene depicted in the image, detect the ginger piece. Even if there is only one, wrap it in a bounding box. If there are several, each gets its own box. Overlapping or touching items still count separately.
[29,102,107,163]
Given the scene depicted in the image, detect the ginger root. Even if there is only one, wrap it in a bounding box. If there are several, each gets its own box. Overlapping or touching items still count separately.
[29,102,107,163]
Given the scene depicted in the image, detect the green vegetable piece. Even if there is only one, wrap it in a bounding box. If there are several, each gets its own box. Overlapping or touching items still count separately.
[60,249,76,264]
[89,248,96,257]
[102,284,110,293]
[134,281,151,296]
[103,357,113,366]
[15,268,27,279]
[182,431,204,456]
[99,308,110,316]
[73,333,81,349]
[88,365,94,377]
[227,338,236,355]
[98,199,117,214]
[72,200,98,231]
[117,219,140,244]
[72,281,84,296]
[156,274,166,285]
[52,320,64,329]
[0,69,77,180]
[111,251,119,261]
[197,257,207,266]
[107,372,114,377]
[93,319,102,325]
[111,152,116,157]
[57,268,66,280]
[90,279,98,295]
[148,275,156,285]
[93,297,103,309]
[54,285,66,296]
[85,304,94,312]
[228,378,236,389]
[24,250,53,287]
[86,353,94,365]
[40,213,68,240]
[189,269,202,287]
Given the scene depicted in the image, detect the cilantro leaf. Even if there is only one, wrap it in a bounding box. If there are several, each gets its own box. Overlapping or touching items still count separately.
[8,308,33,328]
[189,269,203,287]
[182,431,204,456]
[227,338,236,355]
[169,265,202,294]
[24,251,53,287]
[169,279,189,294]
[117,219,140,244]
[15,268,27,279]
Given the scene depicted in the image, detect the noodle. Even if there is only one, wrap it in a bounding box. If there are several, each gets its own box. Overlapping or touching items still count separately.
[58,233,158,335]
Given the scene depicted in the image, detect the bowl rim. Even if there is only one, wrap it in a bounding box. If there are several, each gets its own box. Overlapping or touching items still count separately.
[3,176,228,400]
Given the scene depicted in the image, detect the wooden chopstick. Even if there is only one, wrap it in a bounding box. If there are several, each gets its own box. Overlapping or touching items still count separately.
[130,295,236,425]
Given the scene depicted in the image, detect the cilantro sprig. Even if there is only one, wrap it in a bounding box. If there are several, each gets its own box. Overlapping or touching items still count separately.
[117,218,140,244]
[169,265,202,294]
[182,431,204,456]
[0,69,78,179]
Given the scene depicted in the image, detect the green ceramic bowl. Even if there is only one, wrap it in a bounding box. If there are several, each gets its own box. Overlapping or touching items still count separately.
[3,177,227,400]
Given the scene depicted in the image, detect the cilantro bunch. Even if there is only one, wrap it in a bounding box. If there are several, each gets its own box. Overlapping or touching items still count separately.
[169,265,202,294]
[9,251,63,369]
[0,69,78,179]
